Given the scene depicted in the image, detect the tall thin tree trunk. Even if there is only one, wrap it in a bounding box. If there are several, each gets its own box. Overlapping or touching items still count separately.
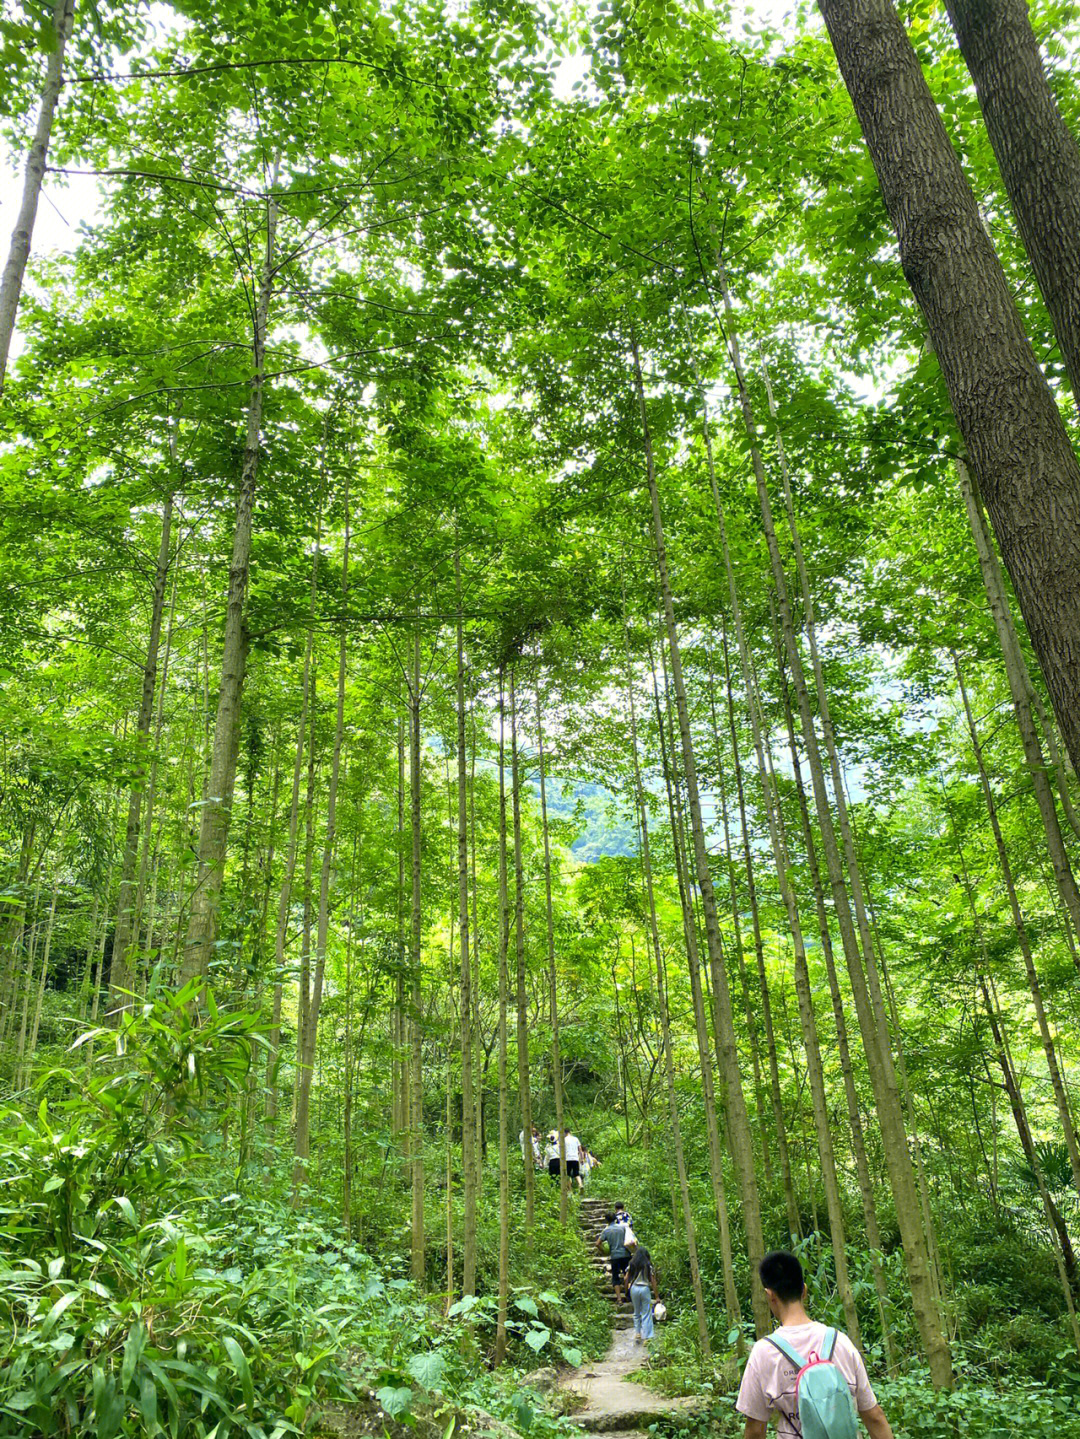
[705,647,769,1181]
[536,681,571,1226]
[720,626,800,1236]
[20,862,60,1088]
[182,188,278,981]
[455,552,478,1292]
[623,612,712,1359]
[725,299,949,1382]
[632,332,766,1336]
[495,678,511,1363]
[410,630,425,1286]
[647,631,742,1332]
[0,0,75,395]
[742,616,860,1343]
[509,667,536,1230]
[778,669,896,1366]
[294,479,351,1184]
[954,653,1080,1196]
[110,490,174,1010]
[815,0,1080,782]
[343,833,358,1235]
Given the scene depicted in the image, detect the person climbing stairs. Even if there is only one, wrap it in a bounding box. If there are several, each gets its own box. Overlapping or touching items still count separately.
[561,1198,702,1433]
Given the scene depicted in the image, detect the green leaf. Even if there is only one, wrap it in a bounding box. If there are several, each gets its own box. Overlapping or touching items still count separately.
[406,1351,445,1390]
[41,1291,78,1334]
[559,1346,582,1367]
[223,1334,255,1414]
[514,1297,539,1317]
[524,1326,550,1353]
[121,1319,146,1393]
[376,1385,413,1418]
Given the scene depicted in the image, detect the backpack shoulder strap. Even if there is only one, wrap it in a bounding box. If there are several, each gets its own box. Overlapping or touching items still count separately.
[764,1334,808,1369]
[820,1328,838,1361]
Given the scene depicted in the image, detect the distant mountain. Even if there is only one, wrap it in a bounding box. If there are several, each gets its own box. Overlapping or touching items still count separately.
[531,778,638,862]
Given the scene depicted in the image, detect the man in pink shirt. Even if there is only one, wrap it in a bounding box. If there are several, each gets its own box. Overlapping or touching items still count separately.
[737,1251,895,1438]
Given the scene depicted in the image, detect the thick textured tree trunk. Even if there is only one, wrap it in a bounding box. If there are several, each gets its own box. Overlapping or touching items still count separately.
[646,632,742,1331]
[0,0,75,395]
[624,625,711,1359]
[456,555,478,1293]
[294,483,351,1184]
[730,303,949,1384]
[632,334,767,1337]
[954,654,1080,1196]
[957,458,1080,949]
[535,684,571,1226]
[945,0,1080,397]
[409,632,425,1286]
[182,195,278,981]
[816,0,1080,780]
[110,492,174,1011]
[509,668,536,1230]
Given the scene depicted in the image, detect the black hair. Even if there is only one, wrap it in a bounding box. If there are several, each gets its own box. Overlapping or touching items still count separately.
[759,1250,804,1303]
[615,1200,625,1210]
[605,1211,616,1223]
[626,1247,652,1284]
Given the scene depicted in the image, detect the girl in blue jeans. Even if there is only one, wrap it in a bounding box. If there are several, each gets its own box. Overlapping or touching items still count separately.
[619,1246,659,1345]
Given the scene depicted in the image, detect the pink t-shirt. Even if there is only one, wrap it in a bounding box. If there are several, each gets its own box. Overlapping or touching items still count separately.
[736,1322,877,1437]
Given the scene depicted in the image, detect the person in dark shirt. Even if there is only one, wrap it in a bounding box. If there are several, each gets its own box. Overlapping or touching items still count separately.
[594,1211,630,1291]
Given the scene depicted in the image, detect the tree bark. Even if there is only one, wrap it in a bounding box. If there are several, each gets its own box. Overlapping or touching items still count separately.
[816,0,1080,780]
[957,458,1080,952]
[945,0,1080,397]
[0,0,75,395]
[182,191,278,981]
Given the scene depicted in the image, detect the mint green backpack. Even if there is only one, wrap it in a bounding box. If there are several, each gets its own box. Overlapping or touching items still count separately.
[765,1329,859,1439]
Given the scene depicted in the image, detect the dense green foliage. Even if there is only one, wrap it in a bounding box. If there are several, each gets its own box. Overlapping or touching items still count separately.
[4,0,1080,1432]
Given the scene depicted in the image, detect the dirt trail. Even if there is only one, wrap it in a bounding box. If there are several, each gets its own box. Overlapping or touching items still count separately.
[560,1198,704,1435]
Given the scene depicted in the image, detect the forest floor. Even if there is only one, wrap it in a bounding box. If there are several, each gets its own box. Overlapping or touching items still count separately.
[560,1199,704,1434]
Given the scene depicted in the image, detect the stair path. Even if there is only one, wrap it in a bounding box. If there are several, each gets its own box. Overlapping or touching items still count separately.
[560,1198,704,1433]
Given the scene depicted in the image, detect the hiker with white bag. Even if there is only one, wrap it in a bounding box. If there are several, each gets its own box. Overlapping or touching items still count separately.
[736,1250,894,1439]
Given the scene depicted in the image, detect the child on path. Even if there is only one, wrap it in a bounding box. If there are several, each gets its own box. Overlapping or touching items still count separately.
[618,1245,659,1346]
[736,1250,895,1439]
